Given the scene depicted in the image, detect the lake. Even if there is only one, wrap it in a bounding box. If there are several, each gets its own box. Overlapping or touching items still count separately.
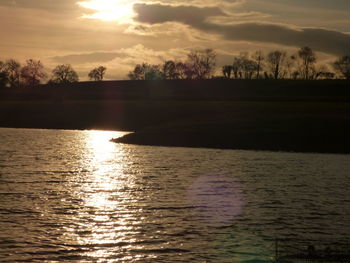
[0,128,349,262]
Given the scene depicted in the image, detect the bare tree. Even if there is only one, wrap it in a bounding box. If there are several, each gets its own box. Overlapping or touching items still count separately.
[0,61,6,88]
[297,46,317,80]
[128,64,143,80]
[242,59,259,79]
[311,65,335,80]
[21,59,46,87]
[186,49,216,79]
[0,61,4,72]
[128,63,163,80]
[333,55,350,79]
[145,68,163,80]
[232,53,248,79]
[266,50,287,79]
[285,55,297,79]
[88,66,107,81]
[222,65,233,78]
[232,56,243,79]
[51,64,79,83]
[175,62,188,79]
[251,50,264,79]
[162,60,178,80]
[231,53,258,79]
[0,61,8,88]
[4,59,21,87]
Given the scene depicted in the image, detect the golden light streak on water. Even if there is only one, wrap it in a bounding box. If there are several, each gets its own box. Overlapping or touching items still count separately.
[75,130,140,260]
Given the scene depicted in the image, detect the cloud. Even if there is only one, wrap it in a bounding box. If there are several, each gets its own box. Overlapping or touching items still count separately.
[208,23,350,55]
[134,3,226,25]
[261,0,350,12]
[133,3,350,55]
[48,44,190,80]
[51,52,127,64]
[3,0,76,10]
[0,0,76,13]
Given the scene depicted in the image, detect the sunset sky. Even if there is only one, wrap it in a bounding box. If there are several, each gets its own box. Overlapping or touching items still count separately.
[1,0,350,80]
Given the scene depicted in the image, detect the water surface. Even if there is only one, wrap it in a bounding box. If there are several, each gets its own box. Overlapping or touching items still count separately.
[0,128,349,262]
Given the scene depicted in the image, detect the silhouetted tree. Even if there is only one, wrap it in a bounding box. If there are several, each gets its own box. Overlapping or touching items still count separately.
[231,53,258,79]
[186,49,216,79]
[317,71,335,80]
[222,65,233,78]
[266,50,287,79]
[242,59,259,79]
[231,53,248,79]
[162,60,179,80]
[3,59,21,87]
[232,55,244,79]
[175,62,188,79]
[128,63,163,80]
[286,55,297,79]
[145,68,163,80]
[128,64,143,80]
[21,59,46,87]
[312,65,335,80]
[0,72,8,88]
[0,61,6,88]
[333,55,350,79]
[51,64,79,83]
[297,46,317,80]
[251,50,264,79]
[88,66,107,81]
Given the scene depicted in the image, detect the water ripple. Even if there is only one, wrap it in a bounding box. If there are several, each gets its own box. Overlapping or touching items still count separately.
[0,128,350,262]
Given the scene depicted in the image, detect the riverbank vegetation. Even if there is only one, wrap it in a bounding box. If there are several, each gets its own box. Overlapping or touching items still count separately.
[1,46,350,89]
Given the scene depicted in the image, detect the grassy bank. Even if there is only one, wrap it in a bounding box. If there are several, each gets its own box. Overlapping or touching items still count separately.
[1,99,350,153]
[1,80,350,153]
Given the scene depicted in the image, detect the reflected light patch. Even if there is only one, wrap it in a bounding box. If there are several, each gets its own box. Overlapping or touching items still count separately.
[83,130,128,209]
[87,130,119,158]
[78,0,135,23]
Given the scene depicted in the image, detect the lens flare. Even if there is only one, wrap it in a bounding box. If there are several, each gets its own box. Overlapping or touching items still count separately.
[187,174,244,226]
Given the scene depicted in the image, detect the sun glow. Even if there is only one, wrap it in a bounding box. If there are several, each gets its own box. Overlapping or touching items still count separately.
[78,0,135,23]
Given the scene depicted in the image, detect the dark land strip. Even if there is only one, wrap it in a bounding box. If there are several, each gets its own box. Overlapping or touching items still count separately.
[1,80,350,154]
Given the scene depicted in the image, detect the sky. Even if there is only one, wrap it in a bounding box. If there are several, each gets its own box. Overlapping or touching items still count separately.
[1,0,350,80]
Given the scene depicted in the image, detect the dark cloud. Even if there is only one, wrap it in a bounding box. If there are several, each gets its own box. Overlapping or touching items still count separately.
[134,3,350,55]
[208,23,350,55]
[134,4,226,26]
[267,0,350,11]
[52,52,126,64]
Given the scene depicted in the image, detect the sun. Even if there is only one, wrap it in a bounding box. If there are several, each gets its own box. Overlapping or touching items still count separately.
[78,0,135,23]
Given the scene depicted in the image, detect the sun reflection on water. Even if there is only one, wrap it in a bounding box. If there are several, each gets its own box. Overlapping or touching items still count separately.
[70,130,142,260]
[86,130,125,161]
[83,130,127,209]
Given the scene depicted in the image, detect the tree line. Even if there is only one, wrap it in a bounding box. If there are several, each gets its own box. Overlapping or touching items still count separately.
[128,47,350,81]
[1,46,350,88]
[128,49,217,80]
[0,60,107,88]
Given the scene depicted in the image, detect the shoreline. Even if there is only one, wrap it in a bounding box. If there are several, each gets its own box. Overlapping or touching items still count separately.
[112,130,350,154]
[2,125,349,154]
